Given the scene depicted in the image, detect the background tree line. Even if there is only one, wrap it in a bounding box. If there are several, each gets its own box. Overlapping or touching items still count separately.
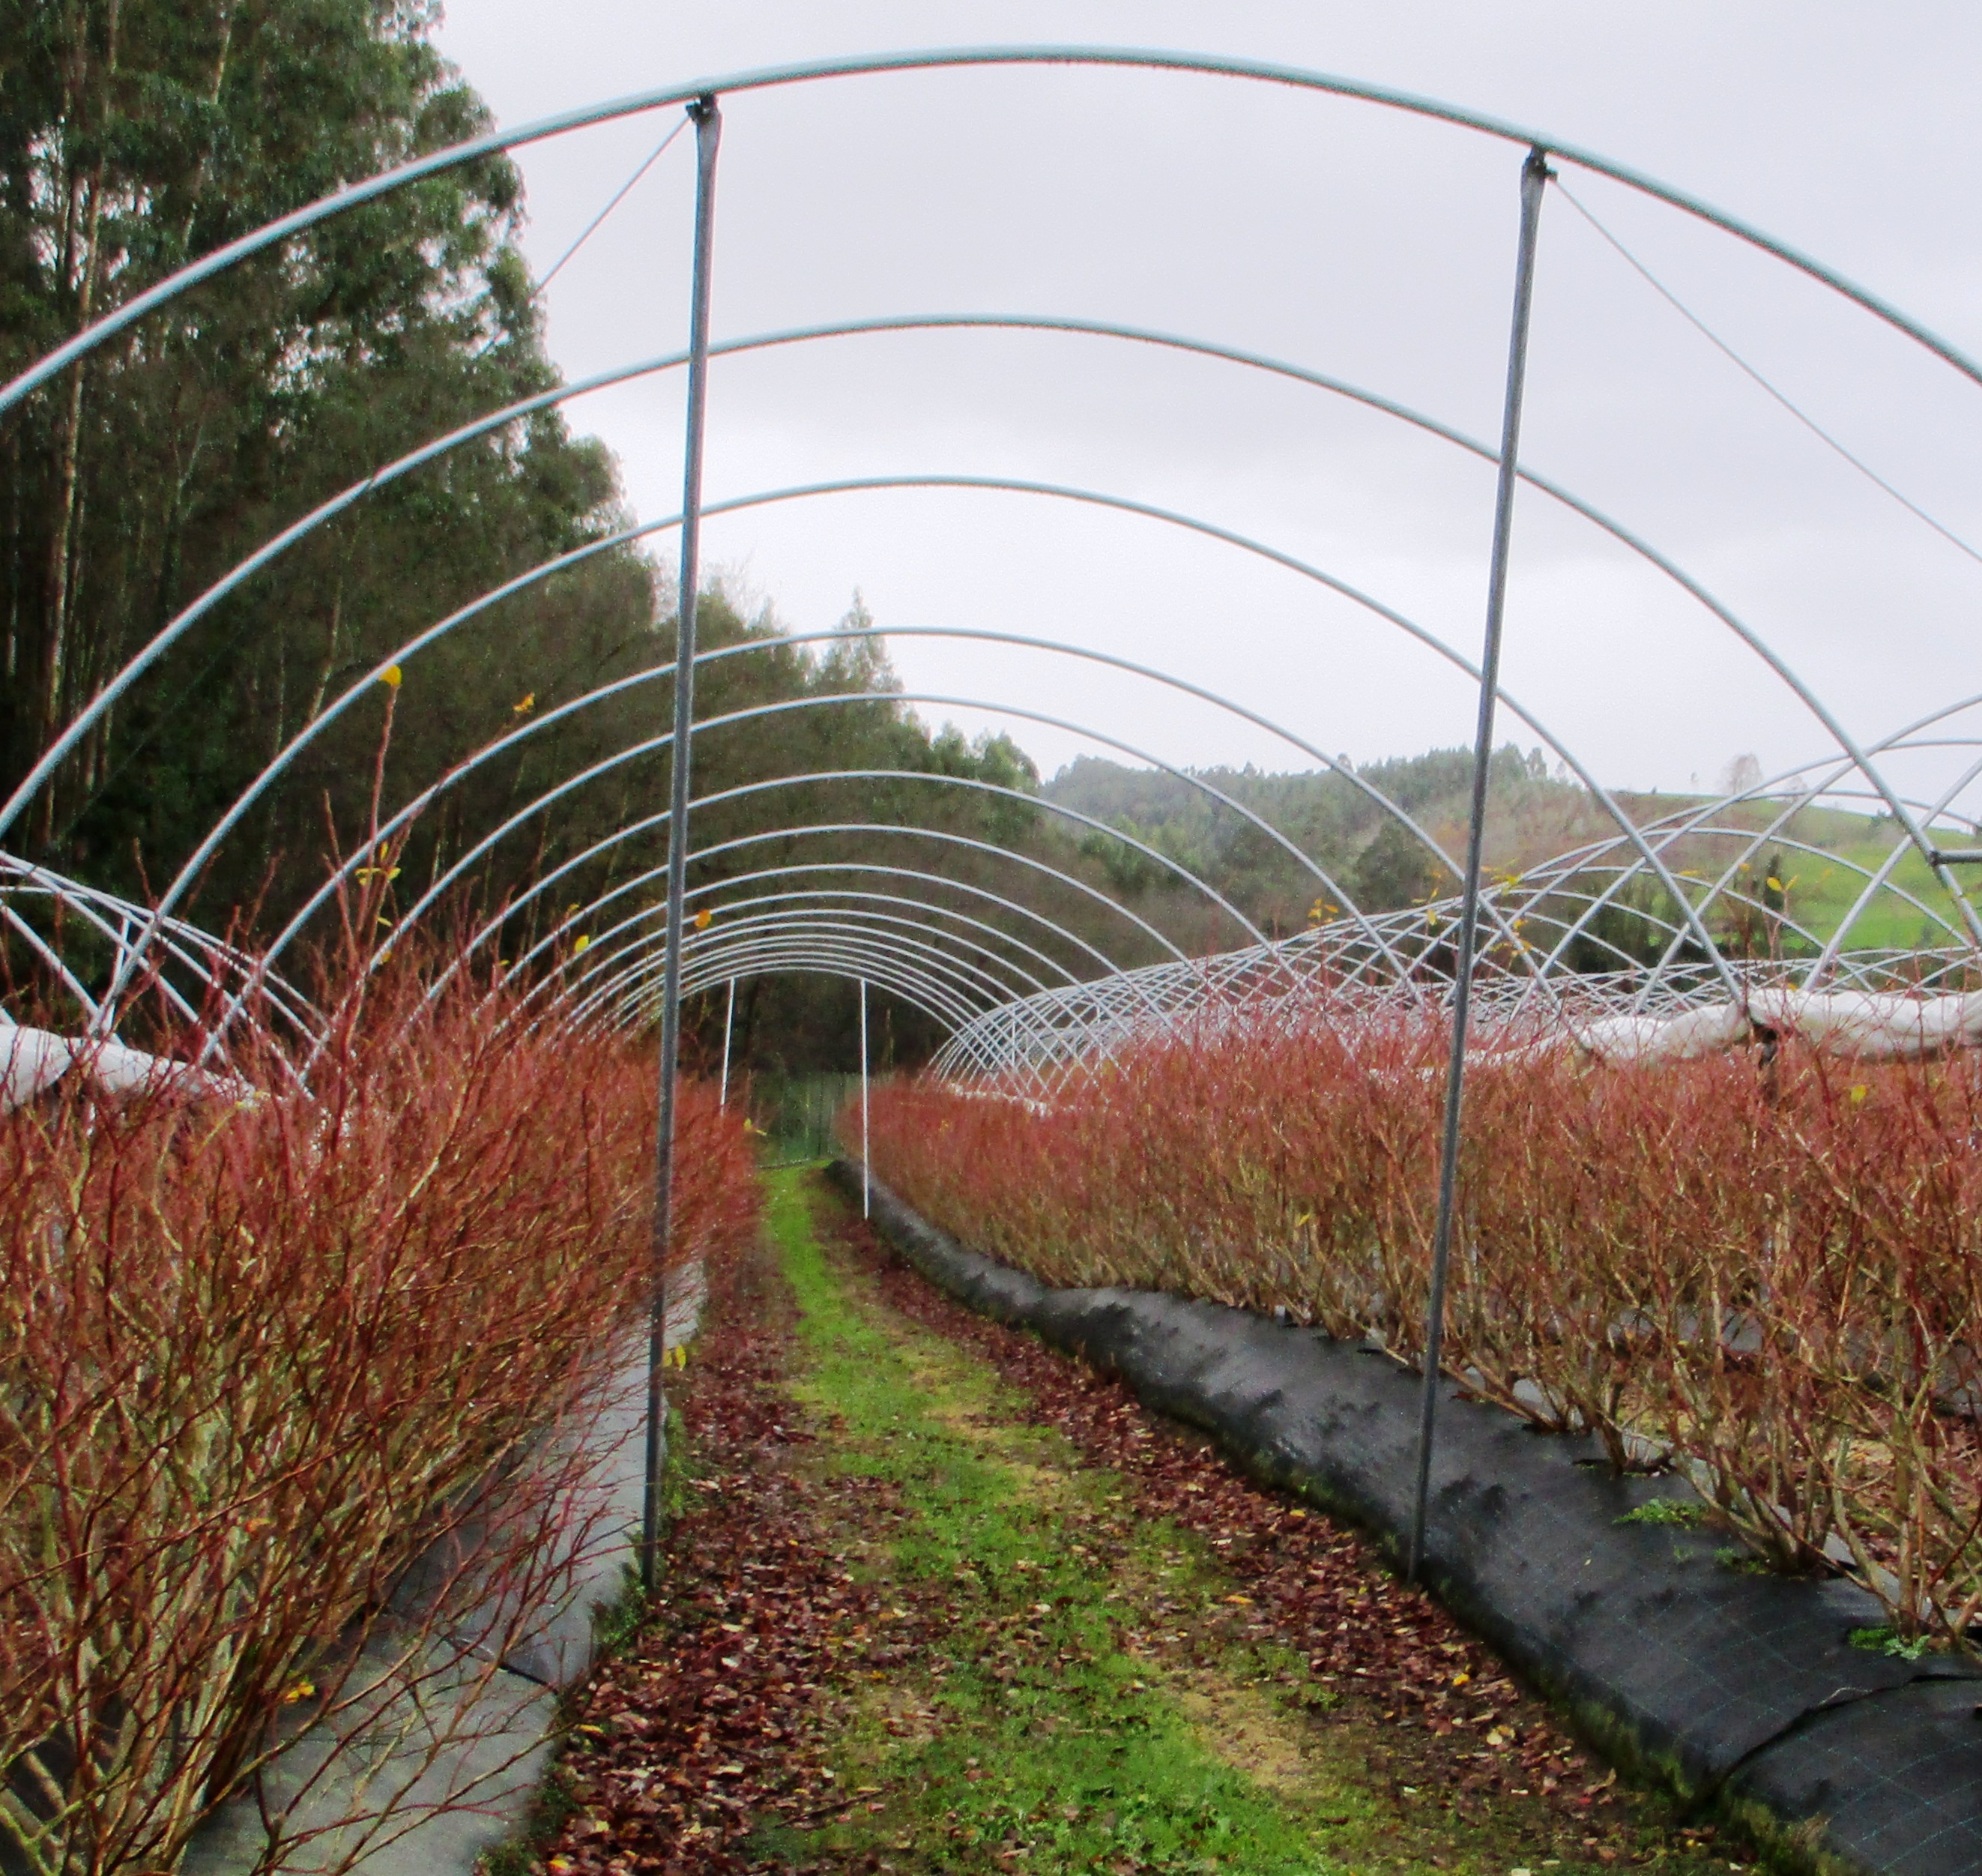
[1041,747,1915,980]
[1046,745,1624,938]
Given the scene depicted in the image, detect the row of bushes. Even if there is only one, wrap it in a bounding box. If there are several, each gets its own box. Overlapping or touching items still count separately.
[0,968,759,1876]
[862,1019,1982,1649]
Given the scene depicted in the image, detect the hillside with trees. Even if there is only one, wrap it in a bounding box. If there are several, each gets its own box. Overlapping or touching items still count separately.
[1044,746,1616,938]
[1039,750,1954,969]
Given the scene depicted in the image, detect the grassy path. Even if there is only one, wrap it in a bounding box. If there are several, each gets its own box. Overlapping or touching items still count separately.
[770,1168,1361,1872]
[765,1171,1747,1876]
[528,1172,1750,1875]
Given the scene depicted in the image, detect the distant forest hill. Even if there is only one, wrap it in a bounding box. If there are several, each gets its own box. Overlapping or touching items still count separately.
[1041,746,1625,940]
[1037,749,1929,954]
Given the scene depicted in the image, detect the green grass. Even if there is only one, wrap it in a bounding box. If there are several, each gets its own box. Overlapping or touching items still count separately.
[1616,1499,1708,1529]
[1642,794,1974,954]
[760,1169,1734,1875]
[1770,833,1962,952]
[766,1171,1344,1872]
[1849,1626,1934,1662]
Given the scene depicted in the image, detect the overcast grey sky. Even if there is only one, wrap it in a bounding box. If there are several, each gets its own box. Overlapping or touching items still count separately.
[432,2,1982,815]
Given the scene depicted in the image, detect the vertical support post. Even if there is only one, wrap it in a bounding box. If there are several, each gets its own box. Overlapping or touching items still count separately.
[859,977,871,1217]
[719,977,735,1109]
[1408,145,1550,1584]
[108,914,133,1037]
[642,94,722,1600]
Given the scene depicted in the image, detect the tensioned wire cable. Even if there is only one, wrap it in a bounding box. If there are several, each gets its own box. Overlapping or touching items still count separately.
[536,115,692,295]
[473,115,691,359]
[1553,177,1982,569]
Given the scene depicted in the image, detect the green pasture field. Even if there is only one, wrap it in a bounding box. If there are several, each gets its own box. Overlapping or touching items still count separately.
[1631,793,1974,957]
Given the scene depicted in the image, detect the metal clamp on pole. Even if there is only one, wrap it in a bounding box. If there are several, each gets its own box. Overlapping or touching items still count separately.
[1409,144,1550,1584]
[643,92,722,1600]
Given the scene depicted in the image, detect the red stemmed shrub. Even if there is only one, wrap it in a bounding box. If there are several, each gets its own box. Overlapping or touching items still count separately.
[0,963,757,1876]
[862,1012,1982,1649]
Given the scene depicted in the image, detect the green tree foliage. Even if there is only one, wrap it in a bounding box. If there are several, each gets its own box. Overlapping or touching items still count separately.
[1,0,635,914]
[1535,872,1705,974]
[1351,817,1450,913]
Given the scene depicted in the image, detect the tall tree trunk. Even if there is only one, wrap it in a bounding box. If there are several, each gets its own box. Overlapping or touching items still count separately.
[3,428,19,696]
[34,0,121,850]
[175,1,235,259]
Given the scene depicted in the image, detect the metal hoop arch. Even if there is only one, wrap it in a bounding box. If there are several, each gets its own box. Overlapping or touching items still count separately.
[677,909,1035,1014]
[16,313,1962,980]
[498,862,1131,1022]
[626,938,972,1038]
[0,307,1903,864]
[4,45,1975,1071]
[9,45,1981,420]
[148,469,1753,1027]
[535,840,1168,1029]
[502,866,1138,1093]
[205,598,1520,1035]
[474,762,1272,1010]
[682,911,1022,1013]
[674,890,1075,1001]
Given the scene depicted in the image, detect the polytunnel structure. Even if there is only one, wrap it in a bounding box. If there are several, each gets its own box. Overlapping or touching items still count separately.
[10,43,1982,1579]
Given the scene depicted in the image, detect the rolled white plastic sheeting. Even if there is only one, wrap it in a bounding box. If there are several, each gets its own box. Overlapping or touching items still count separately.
[1560,1002,1754,1065]
[1486,989,1982,1068]
[1744,989,1982,1061]
[0,1020,258,1115]
[0,1025,76,1109]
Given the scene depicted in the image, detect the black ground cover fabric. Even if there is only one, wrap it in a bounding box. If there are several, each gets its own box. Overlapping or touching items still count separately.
[832,1159,1982,1875]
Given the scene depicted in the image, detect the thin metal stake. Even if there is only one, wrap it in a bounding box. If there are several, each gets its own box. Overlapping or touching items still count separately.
[643,94,722,1599]
[719,977,735,1109]
[859,978,871,1217]
[1408,145,1550,1584]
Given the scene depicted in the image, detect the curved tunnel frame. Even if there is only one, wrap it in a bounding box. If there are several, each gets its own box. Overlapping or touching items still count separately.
[1,43,1978,1081]
[937,717,1982,1085]
[522,860,1134,1004]
[179,468,1975,1065]
[14,307,1950,932]
[16,311,1973,1034]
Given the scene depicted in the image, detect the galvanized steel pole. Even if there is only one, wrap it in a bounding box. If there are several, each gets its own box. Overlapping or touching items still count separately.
[859,977,871,1216]
[1408,145,1550,1584]
[719,977,736,1109]
[643,94,722,1599]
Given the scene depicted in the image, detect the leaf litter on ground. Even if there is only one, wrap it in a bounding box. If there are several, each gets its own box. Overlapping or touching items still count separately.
[515,1171,1750,1876]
